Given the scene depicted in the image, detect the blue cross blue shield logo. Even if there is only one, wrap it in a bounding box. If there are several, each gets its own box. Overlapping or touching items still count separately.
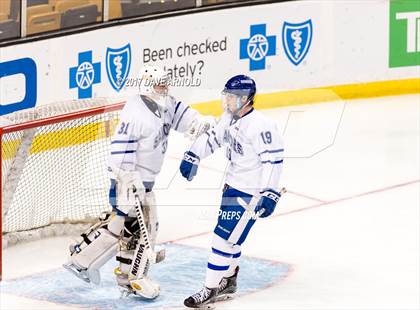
[240,24,276,71]
[106,43,132,92]
[282,20,313,66]
[69,51,101,99]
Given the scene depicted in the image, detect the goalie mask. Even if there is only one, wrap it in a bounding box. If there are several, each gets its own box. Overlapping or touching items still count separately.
[139,65,170,110]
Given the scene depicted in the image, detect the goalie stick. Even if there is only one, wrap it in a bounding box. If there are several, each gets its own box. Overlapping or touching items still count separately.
[128,189,164,280]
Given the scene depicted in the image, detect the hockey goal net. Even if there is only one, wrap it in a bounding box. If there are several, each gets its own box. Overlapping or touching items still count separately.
[0,98,125,278]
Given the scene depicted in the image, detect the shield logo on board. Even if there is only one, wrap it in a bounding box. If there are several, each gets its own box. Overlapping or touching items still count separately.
[282,20,313,66]
[106,43,132,92]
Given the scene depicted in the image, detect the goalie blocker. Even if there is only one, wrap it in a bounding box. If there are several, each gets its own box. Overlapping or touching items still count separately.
[63,176,165,299]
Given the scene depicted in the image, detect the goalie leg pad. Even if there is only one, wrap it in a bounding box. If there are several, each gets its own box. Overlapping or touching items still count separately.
[116,216,144,276]
[115,214,162,299]
[143,192,165,263]
[115,220,156,298]
[64,213,124,284]
[116,216,152,278]
[143,191,158,248]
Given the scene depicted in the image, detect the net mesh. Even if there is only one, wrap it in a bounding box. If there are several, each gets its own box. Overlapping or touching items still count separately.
[1,98,123,247]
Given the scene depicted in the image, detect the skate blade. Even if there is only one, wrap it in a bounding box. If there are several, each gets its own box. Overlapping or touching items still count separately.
[214,293,236,303]
[184,304,215,310]
[119,288,134,299]
[118,287,159,300]
[184,296,233,310]
[62,263,90,283]
[87,268,101,285]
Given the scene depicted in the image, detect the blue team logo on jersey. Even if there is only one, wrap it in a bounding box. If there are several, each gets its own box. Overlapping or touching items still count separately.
[240,24,276,71]
[282,20,313,66]
[69,51,101,99]
[106,44,131,92]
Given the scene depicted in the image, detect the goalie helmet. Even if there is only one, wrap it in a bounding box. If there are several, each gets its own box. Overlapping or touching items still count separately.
[139,65,170,110]
[221,75,256,115]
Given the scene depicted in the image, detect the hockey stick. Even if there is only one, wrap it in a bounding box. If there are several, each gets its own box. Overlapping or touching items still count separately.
[128,192,164,280]
[108,163,164,277]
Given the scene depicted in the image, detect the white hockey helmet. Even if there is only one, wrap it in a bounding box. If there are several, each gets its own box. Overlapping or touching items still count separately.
[139,65,170,109]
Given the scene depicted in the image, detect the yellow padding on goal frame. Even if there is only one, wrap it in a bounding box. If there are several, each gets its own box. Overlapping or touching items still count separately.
[1,119,119,160]
[1,78,419,158]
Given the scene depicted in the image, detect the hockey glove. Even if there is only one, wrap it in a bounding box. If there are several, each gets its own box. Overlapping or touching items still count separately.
[117,170,144,198]
[180,151,200,181]
[255,189,281,218]
[117,170,146,215]
[185,115,216,141]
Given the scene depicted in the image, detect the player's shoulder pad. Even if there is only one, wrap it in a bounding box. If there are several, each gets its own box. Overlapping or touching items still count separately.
[218,111,235,126]
[168,94,177,104]
[247,110,279,137]
[125,94,140,105]
[121,95,141,115]
[119,95,150,131]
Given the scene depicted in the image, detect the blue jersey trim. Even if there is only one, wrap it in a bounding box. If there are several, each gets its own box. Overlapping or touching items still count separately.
[207,140,214,153]
[258,149,284,156]
[111,150,136,155]
[232,252,242,258]
[212,247,233,258]
[261,159,283,164]
[111,139,138,144]
[175,106,190,130]
[241,107,254,118]
[174,101,181,114]
[207,263,229,271]
[211,130,221,147]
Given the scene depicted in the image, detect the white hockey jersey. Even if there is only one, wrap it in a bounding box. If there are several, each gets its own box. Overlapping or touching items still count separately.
[108,94,198,183]
[190,108,284,196]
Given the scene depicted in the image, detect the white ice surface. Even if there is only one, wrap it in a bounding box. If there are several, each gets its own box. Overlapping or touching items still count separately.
[1,94,419,309]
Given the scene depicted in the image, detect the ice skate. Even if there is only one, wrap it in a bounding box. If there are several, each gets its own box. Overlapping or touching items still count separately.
[184,286,218,309]
[63,261,91,283]
[114,267,160,300]
[215,266,239,301]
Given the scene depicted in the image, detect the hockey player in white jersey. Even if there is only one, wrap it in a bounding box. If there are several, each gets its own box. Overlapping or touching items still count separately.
[63,65,214,299]
[179,75,284,308]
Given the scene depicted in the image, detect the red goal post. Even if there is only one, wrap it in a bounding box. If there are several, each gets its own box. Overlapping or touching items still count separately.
[0,99,125,280]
